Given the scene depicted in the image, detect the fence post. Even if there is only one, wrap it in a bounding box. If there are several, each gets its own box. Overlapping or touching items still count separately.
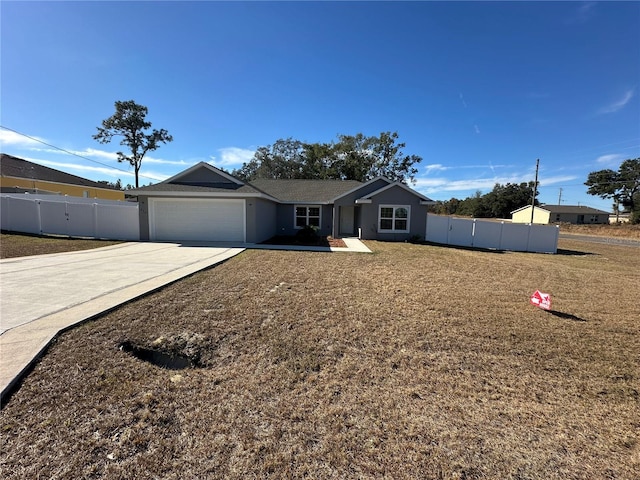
[36,200,43,234]
[93,203,99,239]
[471,219,476,247]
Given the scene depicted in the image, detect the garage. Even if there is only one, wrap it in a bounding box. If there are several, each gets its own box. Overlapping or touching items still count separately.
[149,198,245,242]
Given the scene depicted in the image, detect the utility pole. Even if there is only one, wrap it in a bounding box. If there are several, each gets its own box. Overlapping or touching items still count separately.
[557,188,562,205]
[530,159,539,224]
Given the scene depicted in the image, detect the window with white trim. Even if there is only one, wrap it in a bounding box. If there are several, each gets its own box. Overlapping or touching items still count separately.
[378,205,410,232]
[295,205,321,228]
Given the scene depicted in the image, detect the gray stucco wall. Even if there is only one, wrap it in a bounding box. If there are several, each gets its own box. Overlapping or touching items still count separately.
[275,204,333,236]
[357,186,428,241]
[246,197,277,243]
[332,179,391,237]
[554,213,608,225]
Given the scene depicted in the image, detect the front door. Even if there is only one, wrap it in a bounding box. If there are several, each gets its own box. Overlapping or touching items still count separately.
[339,206,355,236]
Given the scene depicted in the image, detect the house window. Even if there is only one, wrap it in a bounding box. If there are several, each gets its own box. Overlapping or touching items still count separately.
[590,215,598,223]
[295,206,321,228]
[555,214,561,222]
[378,205,410,232]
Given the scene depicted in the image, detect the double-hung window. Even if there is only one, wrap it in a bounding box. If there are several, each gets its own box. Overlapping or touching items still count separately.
[378,205,410,232]
[295,206,321,228]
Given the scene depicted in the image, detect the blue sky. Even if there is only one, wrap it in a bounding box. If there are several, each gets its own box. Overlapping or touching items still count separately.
[1,1,639,212]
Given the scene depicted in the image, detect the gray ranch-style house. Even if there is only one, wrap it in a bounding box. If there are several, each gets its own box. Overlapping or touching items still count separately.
[128,162,434,243]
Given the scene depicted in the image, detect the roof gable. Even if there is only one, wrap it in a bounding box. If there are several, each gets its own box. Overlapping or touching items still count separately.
[331,176,391,202]
[0,154,118,190]
[163,162,244,186]
[511,205,549,214]
[357,181,434,203]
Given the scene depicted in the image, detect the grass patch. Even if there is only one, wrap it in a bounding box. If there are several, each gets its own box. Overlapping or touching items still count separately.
[0,231,122,259]
[1,239,639,478]
[559,223,640,239]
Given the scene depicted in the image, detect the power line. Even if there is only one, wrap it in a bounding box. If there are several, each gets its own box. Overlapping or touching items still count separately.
[0,125,157,182]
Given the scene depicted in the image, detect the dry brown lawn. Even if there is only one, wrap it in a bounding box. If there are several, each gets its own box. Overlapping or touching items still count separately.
[1,238,639,479]
[559,223,640,240]
[0,232,121,259]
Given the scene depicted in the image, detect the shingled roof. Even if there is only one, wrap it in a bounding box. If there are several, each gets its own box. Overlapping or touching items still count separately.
[1,154,119,190]
[540,204,610,214]
[130,182,263,195]
[249,178,363,203]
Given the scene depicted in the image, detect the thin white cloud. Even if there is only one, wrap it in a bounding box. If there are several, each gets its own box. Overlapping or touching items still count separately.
[138,155,191,166]
[21,157,169,182]
[414,173,577,196]
[34,146,190,166]
[211,147,255,167]
[22,157,134,179]
[526,92,550,99]
[422,163,511,173]
[0,129,46,147]
[459,93,468,108]
[424,164,449,173]
[596,153,624,164]
[474,124,481,134]
[567,1,597,24]
[598,89,635,114]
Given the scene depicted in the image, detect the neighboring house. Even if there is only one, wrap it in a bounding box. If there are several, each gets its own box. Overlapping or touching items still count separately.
[0,154,125,201]
[127,162,434,243]
[511,204,610,224]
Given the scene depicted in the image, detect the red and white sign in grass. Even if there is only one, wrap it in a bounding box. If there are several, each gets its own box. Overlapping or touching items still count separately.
[530,290,552,310]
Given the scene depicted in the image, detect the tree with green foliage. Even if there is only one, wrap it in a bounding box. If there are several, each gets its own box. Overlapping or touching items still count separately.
[431,182,539,218]
[481,182,539,218]
[93,100,173,188]
[585,158,640,223]
[232,132,422,184]
[97,179,123,190]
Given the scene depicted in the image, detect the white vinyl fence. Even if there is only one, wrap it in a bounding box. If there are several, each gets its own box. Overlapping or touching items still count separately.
[1,194,139,241]
[425,214,559,253]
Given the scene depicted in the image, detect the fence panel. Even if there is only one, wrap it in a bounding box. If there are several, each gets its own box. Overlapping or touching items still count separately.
[426,214,559,253]
[448,217,474,247]
[95,204,140,240]
[527,225,559,254]
[425,214,450,244]
[38,200,70,236]
[1,194,139,241]
[66,202,96,238]
[1,196,41,234]
[499,223,531,251]
[472,220,503,249]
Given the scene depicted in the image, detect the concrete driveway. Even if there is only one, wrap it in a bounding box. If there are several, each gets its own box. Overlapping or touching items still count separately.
[0,242,244,401]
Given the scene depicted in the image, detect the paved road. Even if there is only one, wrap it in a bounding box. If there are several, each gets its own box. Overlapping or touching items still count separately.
[559,233,640,247]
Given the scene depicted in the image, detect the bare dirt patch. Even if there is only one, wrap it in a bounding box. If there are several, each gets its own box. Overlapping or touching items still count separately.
[1,239,638,478]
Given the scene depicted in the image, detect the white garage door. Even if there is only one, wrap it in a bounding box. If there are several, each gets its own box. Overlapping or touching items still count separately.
[150,198,245,242]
